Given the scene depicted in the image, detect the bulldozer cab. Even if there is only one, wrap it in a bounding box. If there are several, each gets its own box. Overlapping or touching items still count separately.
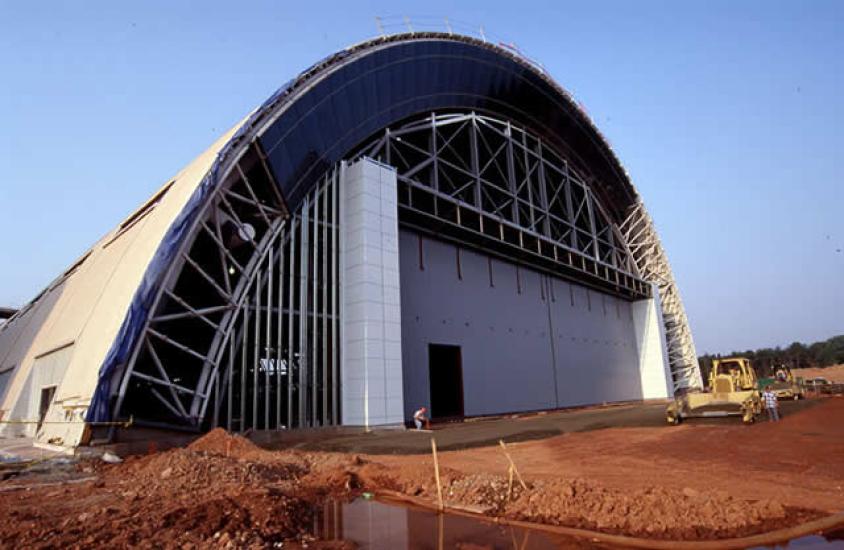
[709,357,757,393]
[775,366,796,384]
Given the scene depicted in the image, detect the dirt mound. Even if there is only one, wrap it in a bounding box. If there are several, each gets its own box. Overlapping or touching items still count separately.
[398,470,820,539]
[188,427,270,460]
[508,478,806,539]
[292,453,403,499]
[39,484,316,548]
[107,445,307,494]
[0,442,322,548]
[443,472,527,511]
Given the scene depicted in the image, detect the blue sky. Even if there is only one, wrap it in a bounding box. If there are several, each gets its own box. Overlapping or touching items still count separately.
[1,1,841,354]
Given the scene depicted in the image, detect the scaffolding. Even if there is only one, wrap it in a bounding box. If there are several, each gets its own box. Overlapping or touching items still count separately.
[110,151,341,433]
[621,202,703,390]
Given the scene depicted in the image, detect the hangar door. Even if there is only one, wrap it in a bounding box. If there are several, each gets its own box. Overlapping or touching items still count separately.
[428,344,464,419]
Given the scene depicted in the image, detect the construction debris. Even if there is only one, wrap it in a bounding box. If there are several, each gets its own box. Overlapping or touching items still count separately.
[99,452,122,464]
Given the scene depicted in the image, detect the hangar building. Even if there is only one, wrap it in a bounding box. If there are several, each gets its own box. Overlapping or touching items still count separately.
[0,33,701,448]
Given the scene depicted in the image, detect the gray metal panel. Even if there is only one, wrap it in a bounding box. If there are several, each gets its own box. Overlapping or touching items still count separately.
[548,279,641,407]
[399,229,642,422]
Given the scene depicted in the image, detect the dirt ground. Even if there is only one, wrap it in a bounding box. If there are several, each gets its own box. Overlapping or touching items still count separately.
[0,397,842,547]
[793,364,844,383]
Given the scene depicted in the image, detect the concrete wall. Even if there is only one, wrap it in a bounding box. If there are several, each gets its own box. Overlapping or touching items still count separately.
[339,159,404,427]
[399,230,645,422]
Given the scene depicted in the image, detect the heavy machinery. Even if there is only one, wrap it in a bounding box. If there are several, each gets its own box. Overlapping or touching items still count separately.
[758,366,804,400]
[666,357,762,424]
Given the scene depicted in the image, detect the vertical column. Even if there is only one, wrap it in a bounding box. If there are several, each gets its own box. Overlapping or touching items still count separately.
[632,283,673,399]
[340,158,405,427]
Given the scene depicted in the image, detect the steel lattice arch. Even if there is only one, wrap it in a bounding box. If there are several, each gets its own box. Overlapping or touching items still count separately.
[0,32,701,447]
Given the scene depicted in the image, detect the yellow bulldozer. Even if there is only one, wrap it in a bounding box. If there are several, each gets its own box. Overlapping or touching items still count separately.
[666,357,762,424]
[762,366,805,400]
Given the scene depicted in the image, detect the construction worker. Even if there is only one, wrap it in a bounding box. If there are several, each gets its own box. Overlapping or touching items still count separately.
[413,406,429,430]
[762,385,780,422]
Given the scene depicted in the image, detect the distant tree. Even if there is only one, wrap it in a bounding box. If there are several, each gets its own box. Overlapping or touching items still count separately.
[817,335,844,367]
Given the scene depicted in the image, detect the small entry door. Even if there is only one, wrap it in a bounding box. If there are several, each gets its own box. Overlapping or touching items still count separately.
[38,386,56,430]
[428,344,464,419]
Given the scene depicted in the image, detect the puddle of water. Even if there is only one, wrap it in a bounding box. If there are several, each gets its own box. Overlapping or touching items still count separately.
[316,499,844,550]
[754,533,844,549]
[314,498,614,549]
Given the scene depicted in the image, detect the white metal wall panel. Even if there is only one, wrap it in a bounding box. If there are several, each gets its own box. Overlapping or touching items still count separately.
[340,159,405,427]
[399,230,643,422]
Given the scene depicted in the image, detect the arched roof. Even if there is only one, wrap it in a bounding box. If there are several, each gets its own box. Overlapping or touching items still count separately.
[251,33,640,219]
[1,33,655,443]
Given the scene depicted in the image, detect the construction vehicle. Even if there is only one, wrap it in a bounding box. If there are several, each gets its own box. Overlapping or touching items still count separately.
[758,366,804,400]
[666,357,762,424]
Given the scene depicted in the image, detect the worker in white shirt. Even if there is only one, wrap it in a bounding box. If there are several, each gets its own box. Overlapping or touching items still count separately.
[762,385,780,422]
[413,406,429,430]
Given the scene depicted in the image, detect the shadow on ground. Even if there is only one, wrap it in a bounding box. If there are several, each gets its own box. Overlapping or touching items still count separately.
[252,399,820,455]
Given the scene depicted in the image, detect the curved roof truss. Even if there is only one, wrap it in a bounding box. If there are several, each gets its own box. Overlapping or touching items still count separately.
[77,32,702,434]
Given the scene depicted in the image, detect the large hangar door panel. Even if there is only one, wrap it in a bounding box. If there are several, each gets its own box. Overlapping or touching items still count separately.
[548,281,642,406]
[399,231,558,420]
[400,230,647,421]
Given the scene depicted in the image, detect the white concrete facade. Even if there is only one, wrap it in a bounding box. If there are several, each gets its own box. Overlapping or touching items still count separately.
[339,159,405,427]
[632,284,674,399]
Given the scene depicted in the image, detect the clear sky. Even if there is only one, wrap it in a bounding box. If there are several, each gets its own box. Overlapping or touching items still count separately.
[1,1,841,354]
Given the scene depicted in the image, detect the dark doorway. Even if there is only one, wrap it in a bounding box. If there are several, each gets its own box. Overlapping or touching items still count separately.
[428,344,464,419]
[38,386,56,430]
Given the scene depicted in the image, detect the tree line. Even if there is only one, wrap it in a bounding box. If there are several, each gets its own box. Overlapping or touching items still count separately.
[698,334,844,381]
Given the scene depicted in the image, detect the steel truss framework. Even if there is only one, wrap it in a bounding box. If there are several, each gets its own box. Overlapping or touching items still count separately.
[358,112,650,300]
[112,147,340,432]
[361,111,701,390]
[621,204,703,389]
[109,110,698,435]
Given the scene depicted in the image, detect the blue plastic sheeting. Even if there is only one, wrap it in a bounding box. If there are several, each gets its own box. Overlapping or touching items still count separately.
[86,49,350,423]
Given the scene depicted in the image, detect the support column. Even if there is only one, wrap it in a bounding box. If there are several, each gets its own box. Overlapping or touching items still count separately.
[632,283,673,399]
[339,158,405,427]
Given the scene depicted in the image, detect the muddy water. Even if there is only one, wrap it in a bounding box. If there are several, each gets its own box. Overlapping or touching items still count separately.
[314,498,616,549]
[752,534,844,549]
[315,499,844,549]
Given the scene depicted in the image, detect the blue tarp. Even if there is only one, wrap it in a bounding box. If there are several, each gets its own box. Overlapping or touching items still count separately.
[86,49,350,423]
[87,147,226,422]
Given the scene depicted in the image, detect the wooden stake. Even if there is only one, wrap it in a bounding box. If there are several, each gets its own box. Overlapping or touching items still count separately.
[520,530,531,550]
[499,439,528,491]
[437,509,444,550]
[431,437,444,511]
[507,465,515,501]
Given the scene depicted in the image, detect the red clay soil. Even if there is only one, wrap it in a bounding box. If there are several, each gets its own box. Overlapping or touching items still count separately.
[369,397,844,538]
[793,364,844,383]
[0,398,842,547]
[0,432,346,549]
